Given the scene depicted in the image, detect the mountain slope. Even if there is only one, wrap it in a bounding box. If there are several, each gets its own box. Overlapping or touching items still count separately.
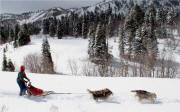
[75,0,180,16]
[1,0,180,25]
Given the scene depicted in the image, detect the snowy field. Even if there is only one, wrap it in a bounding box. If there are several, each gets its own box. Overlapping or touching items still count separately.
[0,72,180,112]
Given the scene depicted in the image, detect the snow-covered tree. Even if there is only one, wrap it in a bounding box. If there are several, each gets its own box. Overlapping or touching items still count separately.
[119,25,125,56]
[156,8,168,38]
[123,4,144,57]
[41,37,54,74]
[93,22,110,64]
[88,23,96,59]
[144,5,156,27]
[133,26,147,56]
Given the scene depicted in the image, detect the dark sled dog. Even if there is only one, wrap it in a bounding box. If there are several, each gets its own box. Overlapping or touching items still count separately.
[87,88,113,101]
[131,90,157,102]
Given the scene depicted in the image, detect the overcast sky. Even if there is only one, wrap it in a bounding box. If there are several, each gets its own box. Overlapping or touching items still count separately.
[0,0,101,14]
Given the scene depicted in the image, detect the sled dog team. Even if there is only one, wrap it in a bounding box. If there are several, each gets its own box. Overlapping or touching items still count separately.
[17,65,157,102]
[87,88,157,102]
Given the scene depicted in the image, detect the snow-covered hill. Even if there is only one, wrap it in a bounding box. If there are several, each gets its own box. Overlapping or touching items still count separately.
[0,35,89,75]
[0,71,180,112]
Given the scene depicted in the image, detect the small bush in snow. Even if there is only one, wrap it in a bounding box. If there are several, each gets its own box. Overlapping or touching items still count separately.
[2,49,8,71]
[7,59,15,72]
[23,53,42,73]
[0,105,8,112]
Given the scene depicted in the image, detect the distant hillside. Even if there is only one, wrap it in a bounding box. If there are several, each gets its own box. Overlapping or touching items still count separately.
[1,0,180,25]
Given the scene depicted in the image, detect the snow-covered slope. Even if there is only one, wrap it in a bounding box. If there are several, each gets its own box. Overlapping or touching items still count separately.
[0,71,180,112]
[0,8,68,25]
[18,8,68,25]
[0,35,89,75]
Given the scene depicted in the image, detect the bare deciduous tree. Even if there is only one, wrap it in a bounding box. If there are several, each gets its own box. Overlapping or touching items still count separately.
[23,53,42,73]
[68,59,79,76]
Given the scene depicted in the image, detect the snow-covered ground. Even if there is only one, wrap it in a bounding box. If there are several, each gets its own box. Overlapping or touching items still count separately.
[0,72,180,112]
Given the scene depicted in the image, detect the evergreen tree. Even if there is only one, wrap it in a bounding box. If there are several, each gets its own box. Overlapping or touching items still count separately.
[7,59,15,72]
[108,16,113,37]
[42,19,50,34]
[53,16,58,31]
[73,23,78,37]
[64,16,70,35]
[2,49,7,71]
[119,25,125,56]
[77,19,82,36]
[124,5,144,57]
[144,5,156,27]
[49,22,56,37]
[18,24,31,46]
[144,6,158,57]
[0,27,5,44]
[156,8,167,25]
[82,14,88,39]
[57,20,64,39]
[167,8,176,25]
[27,22,41,35]
[156,8,168,38]
[133,26,147,56]
[13,39,18,48]
[9,29,14,42]
[13,24,20,47]
[14,24,20,40]
[0,26,8,44]
[88,23,96,58]
[72,14,79,37]
[41,37,54,74]
[93,22,110,64]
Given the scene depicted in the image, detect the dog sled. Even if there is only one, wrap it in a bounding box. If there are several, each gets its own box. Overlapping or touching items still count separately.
[25,81,72,96]
[25,81,54,96]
